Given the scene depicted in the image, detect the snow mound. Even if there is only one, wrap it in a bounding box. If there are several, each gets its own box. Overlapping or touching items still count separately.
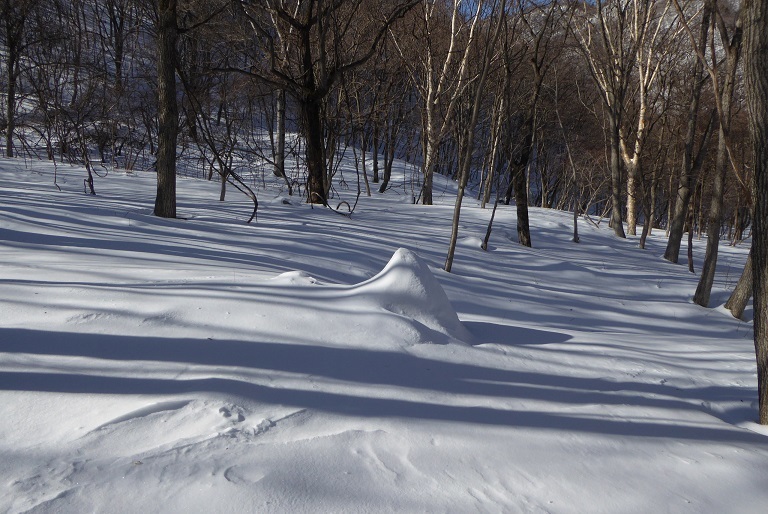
[270,270,320,285]
[458,236,484,248]
[353,248,471,342]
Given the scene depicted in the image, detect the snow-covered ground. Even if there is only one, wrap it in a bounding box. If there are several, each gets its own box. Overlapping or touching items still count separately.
[1,157,766,513]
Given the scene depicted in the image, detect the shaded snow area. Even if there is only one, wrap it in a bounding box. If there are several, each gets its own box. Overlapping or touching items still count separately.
[1,158,767,513]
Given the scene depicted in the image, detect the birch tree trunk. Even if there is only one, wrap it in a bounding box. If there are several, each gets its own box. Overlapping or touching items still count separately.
[620,0,673,236]
[411,0,482,205]
[573,0,645,239]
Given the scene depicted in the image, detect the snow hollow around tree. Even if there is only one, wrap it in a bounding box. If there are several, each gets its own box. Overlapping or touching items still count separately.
[1,157,768,513]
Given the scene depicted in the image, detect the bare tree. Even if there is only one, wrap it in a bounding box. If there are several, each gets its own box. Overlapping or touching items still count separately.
[392,0,484,205]
[1,0,40,158]
[664,0,714,263]
[743,0,768,424]
[692,2,743,307]
[234,0,418,205]
[573,0,650,238]
[619,0,677,235]
[445,0,506,272]
[503,0,569,247]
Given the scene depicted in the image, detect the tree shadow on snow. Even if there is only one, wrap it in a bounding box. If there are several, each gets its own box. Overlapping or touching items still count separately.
[0,328,765,445]
[463,321,571,346]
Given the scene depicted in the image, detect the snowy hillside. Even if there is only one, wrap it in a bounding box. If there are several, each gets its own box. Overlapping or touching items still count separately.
[1,158,767,513]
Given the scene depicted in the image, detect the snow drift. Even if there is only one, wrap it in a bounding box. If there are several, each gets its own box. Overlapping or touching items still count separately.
[350,248,472,343]
[265,248,471,346]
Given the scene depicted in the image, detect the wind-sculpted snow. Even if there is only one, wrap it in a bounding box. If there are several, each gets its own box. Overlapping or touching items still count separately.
[350,248,472,343]
[268,248,469,342]
[1,158,768,513]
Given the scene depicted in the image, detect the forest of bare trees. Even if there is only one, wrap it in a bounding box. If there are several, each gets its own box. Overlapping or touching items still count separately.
[0,0,753,236]
[2,0,767,422]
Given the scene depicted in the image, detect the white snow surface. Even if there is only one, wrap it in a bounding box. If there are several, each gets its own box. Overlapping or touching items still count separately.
[1,157,767,513]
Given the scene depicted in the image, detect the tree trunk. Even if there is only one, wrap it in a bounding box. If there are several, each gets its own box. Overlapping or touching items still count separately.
[481,95,504,208]
[744,0,768,424]
[154,0,179,219]
[5,45,16,158]
[649,165,659,236]
[725,246,753,320]
[639,213,651,249]
[445,4,504,271]
[421,138,436,205]
[482,196,500,251]
[639,179,652,249]
[664,4,711,263]
[626,161,640,236]
[608,112,626,238]
[504,43,542,246]
[693,131,728,306]
[219,171,228,201]
[358,132,371,197]
[510,103,535,247]
[303,97,326,204]
[687,201,696,273]
[3,0,28,159]
[379,121,396,193]
[693,20,742,307]
[573,199,580,243]
[687,212,695,274]
[275,88,286,178]
[513,162,532,247]
[372,124,380,183]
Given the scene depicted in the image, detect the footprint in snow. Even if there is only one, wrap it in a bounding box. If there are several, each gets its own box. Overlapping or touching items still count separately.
[218,406,245,423]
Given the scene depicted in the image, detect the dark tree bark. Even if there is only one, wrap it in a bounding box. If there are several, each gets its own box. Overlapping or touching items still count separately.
[666,1,721,264]
[296,16,327,205]
[744,0,768,424]
[104,0,129,94]
[505,88,536,248]
[372,124,380,183]
[2,0,37,158]
[608,110,626,238]
[687,204,696,273]
[502,1,563,247]
[444,1,505,272]
[235,0,418,205]
[512,161,532,247]
[274,89,287,180]
[5,31,17,158]
[725,246,753,320]
[378,114,398,193]
[303,97,327,204]
[154,0,179,219]
[693,11,742,307]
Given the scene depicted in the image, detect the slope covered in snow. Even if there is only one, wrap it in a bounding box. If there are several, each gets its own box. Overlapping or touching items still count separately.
[1,158,767,513]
